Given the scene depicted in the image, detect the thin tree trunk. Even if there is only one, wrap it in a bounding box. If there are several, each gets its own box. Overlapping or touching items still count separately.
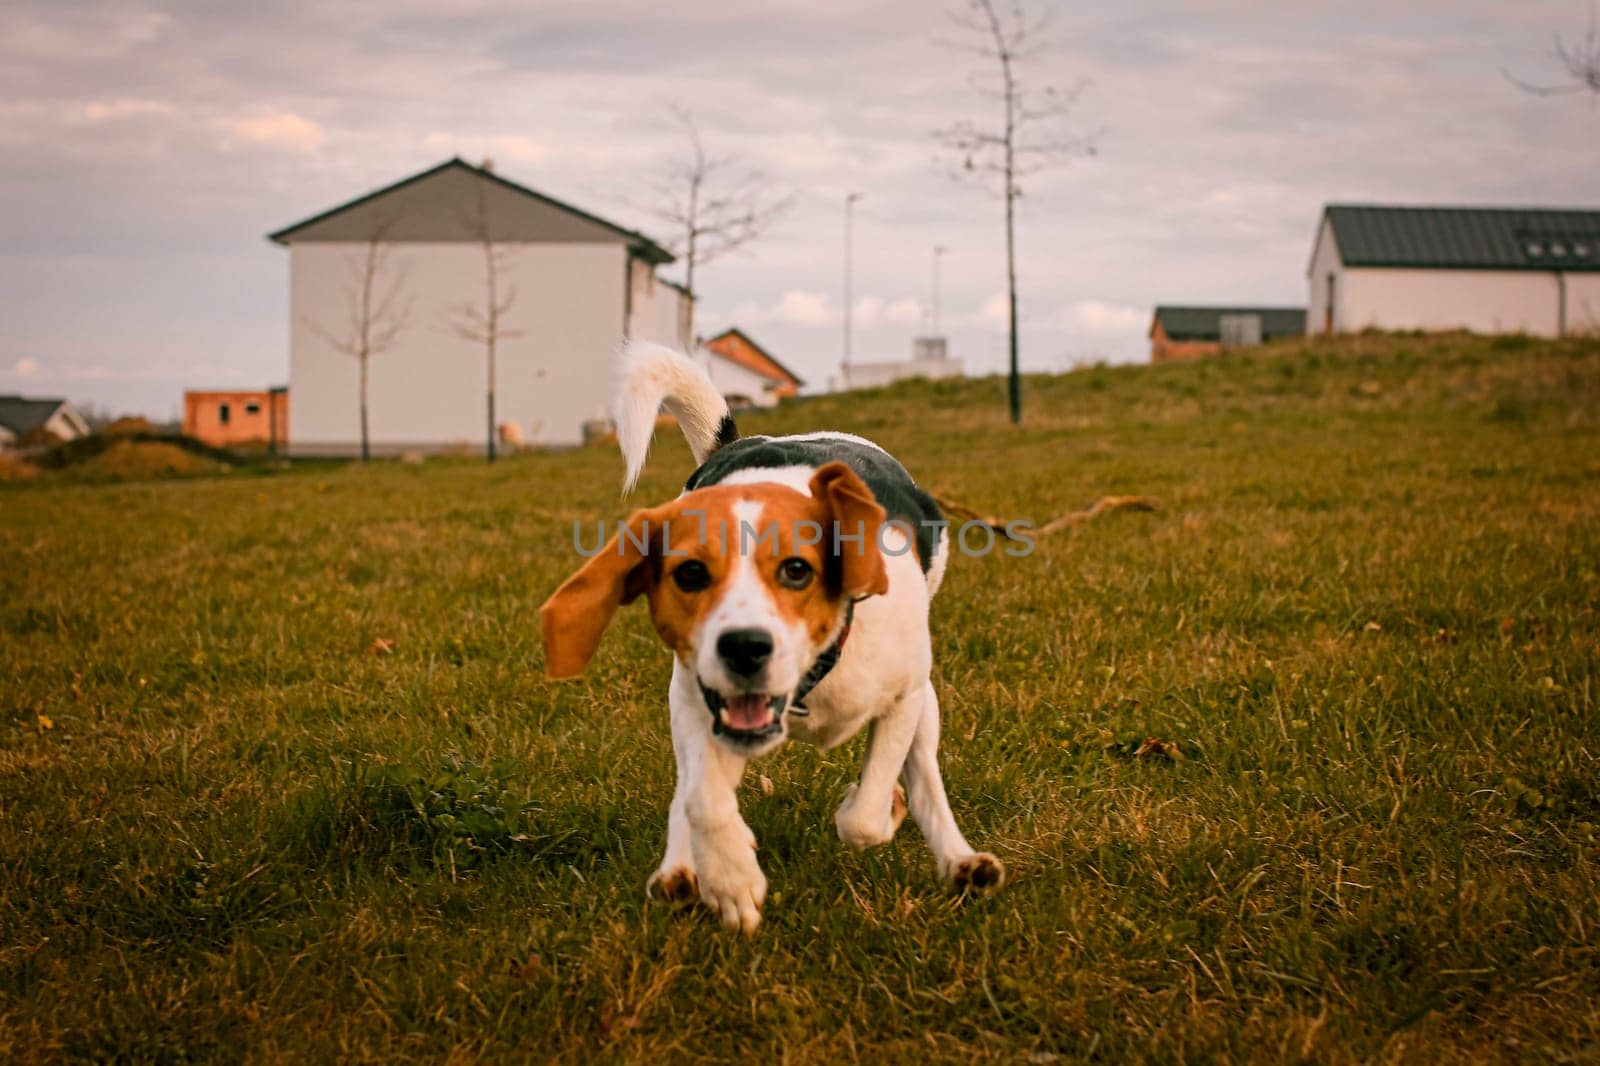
[487,337,497,464]
[485,238,498,463]
[360,354,370,463]
[1005,191,1019,424]
[1002,43,1021,424]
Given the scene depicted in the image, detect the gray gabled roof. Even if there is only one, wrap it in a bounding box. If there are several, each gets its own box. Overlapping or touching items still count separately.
[268,158,674,264]
[1151,306,1306,342]
[0,395,72,435]
[1321,204,1600,272]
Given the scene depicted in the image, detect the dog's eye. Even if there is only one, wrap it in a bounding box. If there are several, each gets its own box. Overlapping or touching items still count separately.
[776,557,814,590]
[671,560,711,592]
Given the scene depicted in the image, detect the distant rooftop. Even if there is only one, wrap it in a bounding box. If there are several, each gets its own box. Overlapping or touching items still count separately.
[1321,204,1600,273]
[1151,306,1306,342]
[0,395,72,436]
[267,157,674,264]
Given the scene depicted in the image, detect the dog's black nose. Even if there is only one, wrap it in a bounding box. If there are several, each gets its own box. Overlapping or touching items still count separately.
[717,628,774,678]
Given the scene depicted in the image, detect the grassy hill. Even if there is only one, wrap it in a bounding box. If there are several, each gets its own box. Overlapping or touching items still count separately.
[3,333,1597,1062]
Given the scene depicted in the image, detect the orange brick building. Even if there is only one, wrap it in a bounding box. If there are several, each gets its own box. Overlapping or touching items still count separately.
[183,388,288,449]
[1150,306,1305,364]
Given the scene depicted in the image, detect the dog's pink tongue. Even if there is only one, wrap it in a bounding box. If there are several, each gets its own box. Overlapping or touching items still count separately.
[724,695,774,731]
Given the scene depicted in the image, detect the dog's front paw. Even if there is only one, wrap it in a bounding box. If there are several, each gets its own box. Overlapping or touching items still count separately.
[693,834,767,935]
[835,783,908,851]
[646,865,699,905]
[947,852,1006,895]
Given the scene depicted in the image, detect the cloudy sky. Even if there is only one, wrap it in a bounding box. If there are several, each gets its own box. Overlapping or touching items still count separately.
[2,0,1597,417]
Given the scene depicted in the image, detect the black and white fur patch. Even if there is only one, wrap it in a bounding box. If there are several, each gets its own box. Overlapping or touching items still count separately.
[685,432,944,573]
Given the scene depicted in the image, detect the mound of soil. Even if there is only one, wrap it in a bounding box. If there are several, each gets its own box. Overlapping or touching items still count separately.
[72,440,226,480]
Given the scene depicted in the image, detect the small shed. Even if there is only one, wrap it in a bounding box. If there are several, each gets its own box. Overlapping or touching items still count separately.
[184,388,288,450]
[1149,307,1306,363]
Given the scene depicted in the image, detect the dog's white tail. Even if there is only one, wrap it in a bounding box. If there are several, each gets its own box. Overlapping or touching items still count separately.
[615,339,735,494]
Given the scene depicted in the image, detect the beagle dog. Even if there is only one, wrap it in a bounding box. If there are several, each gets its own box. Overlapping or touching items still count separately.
[541,341,1003,933]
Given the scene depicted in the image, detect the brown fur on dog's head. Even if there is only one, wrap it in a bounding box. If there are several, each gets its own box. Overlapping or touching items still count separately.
[540,461,887,679]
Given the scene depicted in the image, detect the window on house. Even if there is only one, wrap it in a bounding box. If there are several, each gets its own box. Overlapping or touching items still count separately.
[219,403,230,425]
[245,403,261,415]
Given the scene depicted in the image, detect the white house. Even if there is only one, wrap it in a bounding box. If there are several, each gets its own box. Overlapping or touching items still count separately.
[0,395,91,450]
[1308,204,1600,337]
[269,158,690,455]
[698,328,803,409]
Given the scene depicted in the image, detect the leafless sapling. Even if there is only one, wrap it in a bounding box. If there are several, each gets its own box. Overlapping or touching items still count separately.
[641,105,792,342]
[447,172,523,463]
[1505,3,1600,98]
[306,218,410,462]
[935,0,1098,424]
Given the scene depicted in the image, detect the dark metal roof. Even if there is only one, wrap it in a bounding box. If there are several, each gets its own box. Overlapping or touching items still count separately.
[1322,204,1600,272]
[0,395,70,435]
[1151,306,1306,342]
[267,158,674,264]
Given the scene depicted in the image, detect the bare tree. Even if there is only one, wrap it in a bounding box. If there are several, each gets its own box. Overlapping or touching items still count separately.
[306,218,410,462]
[641,105,792,340]
[447,175,522,463]
[936,0,1098,424]
[1505,4,1600,97]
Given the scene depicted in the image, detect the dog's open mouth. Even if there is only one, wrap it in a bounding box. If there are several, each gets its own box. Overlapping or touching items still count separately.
[700,684,787,741]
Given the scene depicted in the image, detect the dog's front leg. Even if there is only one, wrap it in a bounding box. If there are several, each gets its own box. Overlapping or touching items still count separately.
[646,702,701,905]
[657,664,767,934]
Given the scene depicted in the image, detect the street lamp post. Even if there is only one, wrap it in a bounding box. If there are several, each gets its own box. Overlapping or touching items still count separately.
[842,192,862,385]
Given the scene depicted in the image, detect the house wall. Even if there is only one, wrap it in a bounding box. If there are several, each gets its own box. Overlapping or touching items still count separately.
[1337,267,1571,336]
[184,390,288,447]
[289,241,628,453]
[626,258,690,350]
[701,349,778,408]
[1307,216,1342,335]
[44,407,89,441]
[838,355,963,391]
[704,333,799,398]
[1564,274,1600,334]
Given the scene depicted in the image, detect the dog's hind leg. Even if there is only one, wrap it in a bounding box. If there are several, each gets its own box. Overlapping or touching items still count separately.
[835,687,921,851]
[901,680,1005,893]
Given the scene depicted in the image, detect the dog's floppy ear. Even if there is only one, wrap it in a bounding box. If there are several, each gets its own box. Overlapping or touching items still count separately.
[540,509,661,679]
[810,461,890,600]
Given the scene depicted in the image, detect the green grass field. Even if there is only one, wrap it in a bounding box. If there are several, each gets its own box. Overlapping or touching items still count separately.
[3,333,1598,1062]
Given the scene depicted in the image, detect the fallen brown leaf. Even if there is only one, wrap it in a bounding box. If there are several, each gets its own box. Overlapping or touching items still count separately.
[1134,736,1183,761]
